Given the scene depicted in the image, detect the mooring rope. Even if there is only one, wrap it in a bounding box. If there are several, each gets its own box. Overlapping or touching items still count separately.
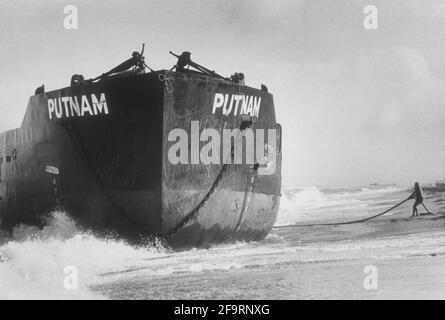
[273,196,413,229]
[163,163,231,238]
[163,120,255,238]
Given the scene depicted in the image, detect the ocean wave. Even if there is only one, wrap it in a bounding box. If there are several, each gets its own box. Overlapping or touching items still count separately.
[0,211,262,299]
[0,211,167,299]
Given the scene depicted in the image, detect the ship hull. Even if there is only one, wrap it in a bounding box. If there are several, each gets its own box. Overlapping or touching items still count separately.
[0,71,281,247]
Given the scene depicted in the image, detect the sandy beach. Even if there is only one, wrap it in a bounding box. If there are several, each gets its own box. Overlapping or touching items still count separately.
[92,210,445,299]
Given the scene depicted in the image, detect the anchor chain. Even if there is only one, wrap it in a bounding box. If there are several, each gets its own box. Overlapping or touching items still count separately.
[163,120,254,238]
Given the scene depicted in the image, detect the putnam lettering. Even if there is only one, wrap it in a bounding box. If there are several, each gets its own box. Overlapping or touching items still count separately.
[48,93,109,119]
[212,92,261,117]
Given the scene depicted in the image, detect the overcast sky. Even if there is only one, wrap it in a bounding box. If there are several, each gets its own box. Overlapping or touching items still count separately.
[1,0,445,187]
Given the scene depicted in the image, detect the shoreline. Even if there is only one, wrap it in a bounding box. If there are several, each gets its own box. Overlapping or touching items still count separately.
[93,212,445,299]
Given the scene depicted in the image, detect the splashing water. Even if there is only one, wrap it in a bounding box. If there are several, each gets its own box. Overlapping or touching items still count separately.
[0,211,167,299]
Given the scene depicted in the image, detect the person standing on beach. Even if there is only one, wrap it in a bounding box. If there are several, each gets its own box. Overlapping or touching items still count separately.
[409,182,426,217]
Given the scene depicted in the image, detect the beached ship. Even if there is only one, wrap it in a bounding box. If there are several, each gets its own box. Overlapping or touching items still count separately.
[0,47,282,247]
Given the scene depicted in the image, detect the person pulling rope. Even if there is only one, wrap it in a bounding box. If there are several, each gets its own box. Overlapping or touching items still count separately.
[408,182,432,217]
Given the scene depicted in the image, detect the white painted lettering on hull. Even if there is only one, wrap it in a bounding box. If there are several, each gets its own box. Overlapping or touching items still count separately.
[48,93,109,119]
[212,93,261,117]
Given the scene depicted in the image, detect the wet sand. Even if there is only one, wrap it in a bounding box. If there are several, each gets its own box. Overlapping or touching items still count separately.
[94,211,445,299]
[100,255,445,299]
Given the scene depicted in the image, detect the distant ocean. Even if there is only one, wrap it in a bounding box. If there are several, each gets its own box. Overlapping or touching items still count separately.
[278,185,405,225]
